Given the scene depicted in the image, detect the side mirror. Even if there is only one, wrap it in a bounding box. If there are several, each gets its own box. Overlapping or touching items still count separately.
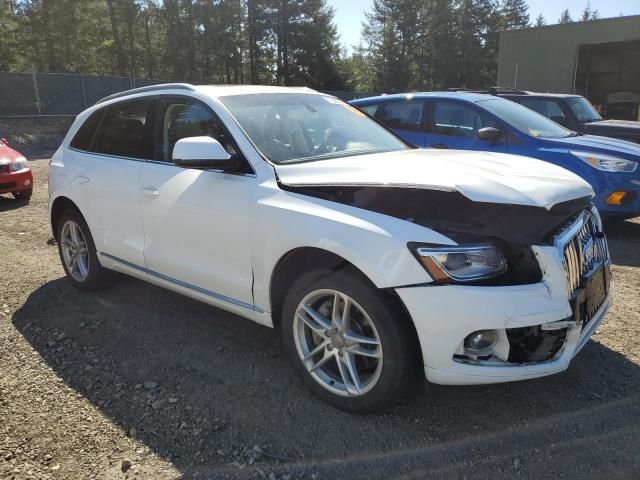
[172,136,239,171]
[477,127,503,142]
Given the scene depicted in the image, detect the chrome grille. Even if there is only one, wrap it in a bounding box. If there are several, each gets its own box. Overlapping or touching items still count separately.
[560,209,609,296]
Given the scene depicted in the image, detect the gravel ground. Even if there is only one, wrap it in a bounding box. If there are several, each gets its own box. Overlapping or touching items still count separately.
[1,159,639,480]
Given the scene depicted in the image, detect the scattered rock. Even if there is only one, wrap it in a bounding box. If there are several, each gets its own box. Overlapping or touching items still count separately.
[121,458,132,473]
[168,397,179,404]
[151,399,167,410]
[4,452,14,461]
[143,381,158,390]
[129,427,137,438]
[513,457,522,470]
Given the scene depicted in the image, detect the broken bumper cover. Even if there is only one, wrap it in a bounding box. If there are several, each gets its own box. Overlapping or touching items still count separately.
[396,278,611,386]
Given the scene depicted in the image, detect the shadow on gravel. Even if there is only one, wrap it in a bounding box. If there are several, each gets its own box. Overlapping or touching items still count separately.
[12,276,640,479]
[0,195,30,212]
[604,219,640,268]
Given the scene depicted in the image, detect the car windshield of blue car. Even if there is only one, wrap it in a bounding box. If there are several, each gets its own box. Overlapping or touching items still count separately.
[566,97,602,123]
[220,93,410,164]
[478,98,573,139]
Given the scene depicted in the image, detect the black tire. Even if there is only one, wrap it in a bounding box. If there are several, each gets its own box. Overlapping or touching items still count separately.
[281,266,418,413]
[12,189,32,202]
[56,209,115,290]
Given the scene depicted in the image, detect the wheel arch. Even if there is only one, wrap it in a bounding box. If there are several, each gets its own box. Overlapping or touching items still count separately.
[50,195,84,241]
[269,246,424,372]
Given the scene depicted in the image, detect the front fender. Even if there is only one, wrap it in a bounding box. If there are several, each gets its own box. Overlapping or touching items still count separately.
[250,181,456,313]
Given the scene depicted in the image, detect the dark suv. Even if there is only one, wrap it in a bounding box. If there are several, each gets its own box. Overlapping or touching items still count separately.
[486,89,640,144]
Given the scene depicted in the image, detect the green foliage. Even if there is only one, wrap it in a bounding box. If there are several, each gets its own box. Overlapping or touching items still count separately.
[0,0,345,89]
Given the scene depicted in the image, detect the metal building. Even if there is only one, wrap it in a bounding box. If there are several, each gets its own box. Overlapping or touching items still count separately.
[497,15,640,116]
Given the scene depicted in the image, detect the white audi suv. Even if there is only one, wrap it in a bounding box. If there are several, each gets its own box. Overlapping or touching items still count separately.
[48,84,611,412]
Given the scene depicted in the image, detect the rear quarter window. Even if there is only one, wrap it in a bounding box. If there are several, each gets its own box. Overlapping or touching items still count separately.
[70,110,104,151]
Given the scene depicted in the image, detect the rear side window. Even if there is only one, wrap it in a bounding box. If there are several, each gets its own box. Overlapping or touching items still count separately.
[70,110,103,151]
[93,99,154,160]
[377,101,425,131]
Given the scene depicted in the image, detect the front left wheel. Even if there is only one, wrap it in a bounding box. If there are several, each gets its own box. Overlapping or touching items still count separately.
[281,267,418,413]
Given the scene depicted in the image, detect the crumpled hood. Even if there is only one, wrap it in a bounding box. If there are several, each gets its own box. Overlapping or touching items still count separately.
[275,149,593,210]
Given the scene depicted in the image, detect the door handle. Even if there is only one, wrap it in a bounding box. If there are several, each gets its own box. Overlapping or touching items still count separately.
[142,187,160,198]
[74,175,90,185]
[430,143,448,149]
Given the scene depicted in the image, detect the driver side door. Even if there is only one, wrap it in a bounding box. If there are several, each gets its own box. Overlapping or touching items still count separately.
[425,100,508,152]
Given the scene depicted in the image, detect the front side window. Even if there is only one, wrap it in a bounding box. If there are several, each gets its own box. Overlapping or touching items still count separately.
[219,93,409,164]
[93,99,154,160]
[478,98,572,139]
[519,99,566,122]
[376,100,425,131]
[159,98,239,163]
[357,103,381,117]
[566,97,602,123]
[432,101,498,138]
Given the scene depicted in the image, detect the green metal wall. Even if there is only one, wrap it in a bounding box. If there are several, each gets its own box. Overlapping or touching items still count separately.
[497,15,640,93]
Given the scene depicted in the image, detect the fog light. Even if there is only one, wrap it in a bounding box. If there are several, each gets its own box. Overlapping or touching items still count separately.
[464,330,498,352]
[606,191,627,206]
[24,179,31,186]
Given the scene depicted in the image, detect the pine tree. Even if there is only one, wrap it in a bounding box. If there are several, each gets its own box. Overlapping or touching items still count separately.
[534,13,546,27]
[501,0,529,30]
[559,9,573,24]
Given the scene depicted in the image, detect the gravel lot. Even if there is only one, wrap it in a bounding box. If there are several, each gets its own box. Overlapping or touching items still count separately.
[1,159,639,480]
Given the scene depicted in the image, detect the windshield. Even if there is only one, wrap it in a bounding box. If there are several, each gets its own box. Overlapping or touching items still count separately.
[478,98,573,139]
[219,93,409,164]
[566,97,602,123]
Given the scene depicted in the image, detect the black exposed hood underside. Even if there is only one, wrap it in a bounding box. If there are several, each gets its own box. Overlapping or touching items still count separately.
[284,185,591,245]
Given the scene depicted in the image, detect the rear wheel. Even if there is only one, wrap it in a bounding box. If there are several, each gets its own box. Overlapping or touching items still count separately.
[281,267,417,413]
[57,209,114,290]
[12,189,32,202]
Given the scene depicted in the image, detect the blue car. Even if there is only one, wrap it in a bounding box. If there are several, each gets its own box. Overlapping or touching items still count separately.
[351,93,640,219]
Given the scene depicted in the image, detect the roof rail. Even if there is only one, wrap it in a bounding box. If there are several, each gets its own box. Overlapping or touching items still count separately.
[95,83,196,105]
[456,87,529,95]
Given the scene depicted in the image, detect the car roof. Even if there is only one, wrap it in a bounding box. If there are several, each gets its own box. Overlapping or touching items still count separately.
[350,92,495,104]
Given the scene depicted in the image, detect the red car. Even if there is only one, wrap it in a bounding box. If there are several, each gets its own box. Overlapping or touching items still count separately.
[0,138,33,201]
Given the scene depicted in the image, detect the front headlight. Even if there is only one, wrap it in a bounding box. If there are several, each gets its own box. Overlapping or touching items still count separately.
[409,243,507,284]
[10,157,28,172]
[571,151,638,173]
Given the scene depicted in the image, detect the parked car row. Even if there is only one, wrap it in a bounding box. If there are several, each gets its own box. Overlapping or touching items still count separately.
[351,92,640,220]
[49,84,612,412]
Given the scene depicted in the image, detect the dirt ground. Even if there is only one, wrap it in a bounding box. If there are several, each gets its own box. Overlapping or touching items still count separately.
[1,159,639,480]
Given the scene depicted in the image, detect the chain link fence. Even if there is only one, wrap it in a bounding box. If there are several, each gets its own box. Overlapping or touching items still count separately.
[0,71,377,117]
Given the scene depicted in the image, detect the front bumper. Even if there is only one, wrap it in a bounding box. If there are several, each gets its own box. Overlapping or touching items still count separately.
[0,168,33,194]
[396,245,611,386]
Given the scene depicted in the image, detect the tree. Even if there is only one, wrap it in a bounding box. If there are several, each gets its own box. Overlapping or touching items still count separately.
[501,0,529,30]
[534,13,546,27]
[581,2,599,21]
[558,9,573,24]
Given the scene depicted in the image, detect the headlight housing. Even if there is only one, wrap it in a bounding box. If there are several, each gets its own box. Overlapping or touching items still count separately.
[410,243,507,284]
[571,151,638,173]
[10,157,28,172]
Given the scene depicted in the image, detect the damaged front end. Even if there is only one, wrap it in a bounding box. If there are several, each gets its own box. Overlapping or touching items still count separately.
[284,184,609,367]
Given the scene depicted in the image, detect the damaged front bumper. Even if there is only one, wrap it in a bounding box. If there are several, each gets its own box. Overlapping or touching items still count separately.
[395,245,611,386]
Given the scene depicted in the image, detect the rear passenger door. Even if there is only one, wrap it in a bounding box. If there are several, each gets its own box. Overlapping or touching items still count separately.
[425,100,507,152]
[67,98,152,268]
[375,100,428,146]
